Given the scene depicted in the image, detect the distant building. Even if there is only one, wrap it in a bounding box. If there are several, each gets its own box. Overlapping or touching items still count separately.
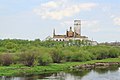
[90,40,98,46]
[53,20,88,41]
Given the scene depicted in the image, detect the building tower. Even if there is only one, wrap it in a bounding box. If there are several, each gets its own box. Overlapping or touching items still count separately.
[74,20,81,37]
[53,29,55,36]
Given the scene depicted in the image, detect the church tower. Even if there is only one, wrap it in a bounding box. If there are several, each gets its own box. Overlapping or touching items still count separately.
[53,29,55,36]
[74,20,81,37]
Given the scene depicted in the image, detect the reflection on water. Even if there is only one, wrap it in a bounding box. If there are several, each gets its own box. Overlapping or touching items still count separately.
[0,66,120,80]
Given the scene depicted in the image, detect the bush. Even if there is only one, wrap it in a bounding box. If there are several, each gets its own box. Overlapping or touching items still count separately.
[0,53,14,66]
[0,47,7,52]
[18,49,38,66]
[108,48,119,58]
[50,48,63,63]
[62,50,74,62]
[96,48,109,60]
[37,53,53,66]
[70,50,92,62]
[88,46,109,60]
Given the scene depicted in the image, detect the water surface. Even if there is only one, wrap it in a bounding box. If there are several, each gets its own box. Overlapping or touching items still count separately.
[0,67,120,80]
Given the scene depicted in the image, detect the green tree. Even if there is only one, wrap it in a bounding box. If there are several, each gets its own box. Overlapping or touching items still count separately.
[38,53,53,66]
[50,48,63,63]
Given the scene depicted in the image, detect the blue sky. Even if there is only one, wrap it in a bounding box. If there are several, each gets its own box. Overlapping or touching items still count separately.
[0,0,120,42]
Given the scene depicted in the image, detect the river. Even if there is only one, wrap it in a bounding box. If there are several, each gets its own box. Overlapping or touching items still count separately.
[0,66,120,80]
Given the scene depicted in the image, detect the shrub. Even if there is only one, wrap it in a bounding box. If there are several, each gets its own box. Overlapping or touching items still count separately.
[50,48,63,63]
[70,50,92,62]
[96,48,109,60]
[108,48,119,58]
[62,50,74,62]
[0,47,7,52]
[37,53,53,66]
[18,50,38,66]
[88,47,109,60]
[0,53,14,66]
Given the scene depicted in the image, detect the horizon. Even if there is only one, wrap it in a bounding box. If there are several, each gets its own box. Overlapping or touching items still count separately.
[0,0,120,43]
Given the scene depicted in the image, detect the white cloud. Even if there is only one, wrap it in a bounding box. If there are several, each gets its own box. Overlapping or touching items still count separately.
[33,1,97,20]
[60,20,101,33]
[82,20,98,27]
[113,17,120,26]
[81,20,101,32]
[61,20,73,27]
[41,1,59,9]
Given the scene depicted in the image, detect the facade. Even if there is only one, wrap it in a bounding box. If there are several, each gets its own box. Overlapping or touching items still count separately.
[53,20,88,41]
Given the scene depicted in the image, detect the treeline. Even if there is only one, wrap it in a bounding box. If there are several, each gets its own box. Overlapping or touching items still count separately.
[0,39,92,53]
[0,39,120,66]
[100,42,120,46]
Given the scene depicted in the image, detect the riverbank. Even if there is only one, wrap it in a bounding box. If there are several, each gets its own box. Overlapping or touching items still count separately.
[0,58,120,76]
[70,62,120,71]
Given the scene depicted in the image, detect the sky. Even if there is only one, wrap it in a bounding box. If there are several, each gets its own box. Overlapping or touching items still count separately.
[0,0,120,42]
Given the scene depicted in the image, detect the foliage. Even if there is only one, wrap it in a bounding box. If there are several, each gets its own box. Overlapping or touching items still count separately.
[0,53,14,66]
[70,50,92,62]
[37,53,53,66]
[108,47,119,58]
[18,48,39,66]
[0,39,120,67]
[50,48,64,63]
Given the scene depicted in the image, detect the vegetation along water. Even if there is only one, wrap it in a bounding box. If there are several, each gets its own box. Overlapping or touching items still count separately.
[0,39,120,76]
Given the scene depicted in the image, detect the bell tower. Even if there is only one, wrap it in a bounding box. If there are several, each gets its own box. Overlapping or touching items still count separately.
[53,29,55,36]
[74,20,81,36]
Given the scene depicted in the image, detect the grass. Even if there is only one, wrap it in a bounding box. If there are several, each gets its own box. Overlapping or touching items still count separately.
[0,58,120,76]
